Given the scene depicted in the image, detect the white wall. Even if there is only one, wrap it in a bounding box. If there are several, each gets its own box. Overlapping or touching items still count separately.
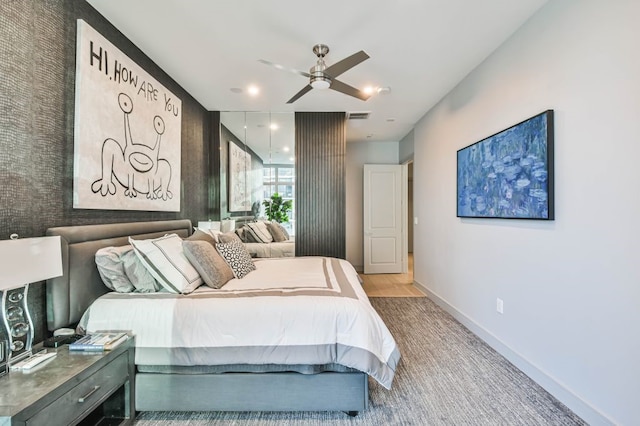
[399,129,414,164]
[412,1,639,424]
[346,141,399,271]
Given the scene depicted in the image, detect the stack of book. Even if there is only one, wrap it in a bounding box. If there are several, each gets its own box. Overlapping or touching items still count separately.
[69,332,128,352]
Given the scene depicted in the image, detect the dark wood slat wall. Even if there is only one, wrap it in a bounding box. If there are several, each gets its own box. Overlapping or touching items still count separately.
[295,112,346,258]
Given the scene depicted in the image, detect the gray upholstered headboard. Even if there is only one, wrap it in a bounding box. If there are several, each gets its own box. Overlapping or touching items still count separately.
[45,219,192,331]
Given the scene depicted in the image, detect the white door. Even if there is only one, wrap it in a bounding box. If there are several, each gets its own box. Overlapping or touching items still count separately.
[364,164,405,274]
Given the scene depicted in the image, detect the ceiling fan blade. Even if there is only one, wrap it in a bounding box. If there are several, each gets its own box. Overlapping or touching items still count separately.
[329,79,370,101]
[286,84,313,104]
[258,59,310,78]
[324,51,369,78]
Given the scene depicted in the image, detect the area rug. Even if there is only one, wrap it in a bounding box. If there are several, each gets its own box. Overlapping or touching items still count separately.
[134,297,585,425]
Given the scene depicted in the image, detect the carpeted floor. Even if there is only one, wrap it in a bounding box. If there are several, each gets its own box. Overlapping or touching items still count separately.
[134,297,585,425]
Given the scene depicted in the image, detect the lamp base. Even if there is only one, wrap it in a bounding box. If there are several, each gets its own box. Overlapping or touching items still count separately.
[1,285,34,370]
[0,340,7,377]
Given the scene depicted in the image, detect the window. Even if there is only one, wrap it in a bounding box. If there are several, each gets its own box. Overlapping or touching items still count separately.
[263,165,295,235]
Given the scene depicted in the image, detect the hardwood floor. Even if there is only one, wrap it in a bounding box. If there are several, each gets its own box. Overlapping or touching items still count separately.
[360,254,425,297]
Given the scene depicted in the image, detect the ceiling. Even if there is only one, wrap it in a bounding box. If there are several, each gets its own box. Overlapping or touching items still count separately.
[86,0,547,144]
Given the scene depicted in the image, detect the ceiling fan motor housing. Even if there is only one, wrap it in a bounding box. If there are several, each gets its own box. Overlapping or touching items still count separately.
[310,60,331,89]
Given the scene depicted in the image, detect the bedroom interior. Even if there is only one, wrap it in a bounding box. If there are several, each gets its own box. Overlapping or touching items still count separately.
[1,0,638,425]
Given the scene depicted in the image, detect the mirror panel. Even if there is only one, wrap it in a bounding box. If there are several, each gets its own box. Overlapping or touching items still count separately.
[219,112,295,234]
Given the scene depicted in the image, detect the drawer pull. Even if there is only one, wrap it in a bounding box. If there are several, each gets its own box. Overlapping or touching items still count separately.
[78,385,100,403]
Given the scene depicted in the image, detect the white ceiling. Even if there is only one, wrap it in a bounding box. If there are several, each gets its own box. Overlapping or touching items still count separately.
[86,0,547,146]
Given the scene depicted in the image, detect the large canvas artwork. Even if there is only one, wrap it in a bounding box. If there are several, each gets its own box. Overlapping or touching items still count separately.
[73,20,182,211]
[457,110,554,220]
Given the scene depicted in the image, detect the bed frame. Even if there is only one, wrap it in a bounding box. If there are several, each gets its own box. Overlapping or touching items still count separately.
[45,220,368,415]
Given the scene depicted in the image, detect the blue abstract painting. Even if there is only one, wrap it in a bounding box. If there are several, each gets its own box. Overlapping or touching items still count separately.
[457,110,554,220]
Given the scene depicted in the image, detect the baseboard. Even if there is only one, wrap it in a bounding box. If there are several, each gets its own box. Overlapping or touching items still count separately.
[412,280,615,426]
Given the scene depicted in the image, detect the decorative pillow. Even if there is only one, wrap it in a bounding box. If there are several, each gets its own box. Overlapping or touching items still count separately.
[194,228,224,243]
[95,246,135,293]
[266,222,287,242]
[182,240,234,289]
[185,229,217,247]
[216,240,256,279]
[237,226,257,243]
[129,234,203,294]
[208,229,224,243]
[218,231,242,244]
[277,222,290,240]
[244,221,273,243]
[121,250,160,292]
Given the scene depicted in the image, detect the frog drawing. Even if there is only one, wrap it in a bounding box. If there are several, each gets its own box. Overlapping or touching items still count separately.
[91,93,173,201]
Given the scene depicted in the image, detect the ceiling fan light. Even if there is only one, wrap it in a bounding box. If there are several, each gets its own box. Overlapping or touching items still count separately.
[310,75,331,89]
[310,79,331,89]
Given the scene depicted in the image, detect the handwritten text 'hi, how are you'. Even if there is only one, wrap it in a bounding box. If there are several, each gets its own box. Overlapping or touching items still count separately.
[88,40,179,116]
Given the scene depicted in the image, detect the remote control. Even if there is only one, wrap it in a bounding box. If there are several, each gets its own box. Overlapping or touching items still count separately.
[43,334,82,347]
[10,351,57,371]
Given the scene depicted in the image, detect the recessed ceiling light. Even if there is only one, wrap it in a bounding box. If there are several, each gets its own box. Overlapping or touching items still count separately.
[270,123,279,130]
[364,86,376,95]
[247,85,259,96]
[377,86,391,94]
[283,146,290,152]
[289,157,294,162]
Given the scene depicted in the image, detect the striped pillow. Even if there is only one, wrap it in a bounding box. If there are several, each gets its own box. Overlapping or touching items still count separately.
[129,234,203,294]
[244,221,273,243]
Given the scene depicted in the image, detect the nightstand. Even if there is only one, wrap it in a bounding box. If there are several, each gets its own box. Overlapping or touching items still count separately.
[0,334,135,425]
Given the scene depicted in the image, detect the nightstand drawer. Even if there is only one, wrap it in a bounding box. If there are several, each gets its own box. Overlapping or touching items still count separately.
[26,351,129,426]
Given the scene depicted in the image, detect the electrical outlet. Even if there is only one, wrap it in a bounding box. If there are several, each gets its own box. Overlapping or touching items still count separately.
[496,298,504,314]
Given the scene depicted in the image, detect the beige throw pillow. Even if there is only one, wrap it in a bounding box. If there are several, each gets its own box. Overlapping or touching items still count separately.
[182,240,234,289]
[266,222,287,242]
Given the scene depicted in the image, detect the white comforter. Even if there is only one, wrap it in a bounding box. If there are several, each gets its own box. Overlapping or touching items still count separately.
[79,257,400,389]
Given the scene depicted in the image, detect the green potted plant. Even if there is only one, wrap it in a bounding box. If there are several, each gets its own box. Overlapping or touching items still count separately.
[262,193,292,223]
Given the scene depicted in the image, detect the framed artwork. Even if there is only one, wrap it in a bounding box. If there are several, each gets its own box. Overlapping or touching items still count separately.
[457,110,554,220]
[73,20,182,211]
[228,141,252,212]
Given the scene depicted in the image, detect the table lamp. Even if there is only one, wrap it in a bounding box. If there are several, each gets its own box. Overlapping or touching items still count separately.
[0,235,62,375]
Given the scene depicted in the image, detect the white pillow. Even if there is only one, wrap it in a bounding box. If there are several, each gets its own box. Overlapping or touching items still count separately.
[129,234,203,294]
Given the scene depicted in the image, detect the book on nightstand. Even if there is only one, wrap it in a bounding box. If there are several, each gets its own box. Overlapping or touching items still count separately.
[69,332,128,352]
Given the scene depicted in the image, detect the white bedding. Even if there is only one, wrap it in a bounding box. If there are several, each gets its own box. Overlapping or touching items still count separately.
[78,257,400,389]
[244,240,295,258]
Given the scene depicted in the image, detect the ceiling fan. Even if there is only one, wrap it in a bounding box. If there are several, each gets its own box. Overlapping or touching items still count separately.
[259,44,371,104]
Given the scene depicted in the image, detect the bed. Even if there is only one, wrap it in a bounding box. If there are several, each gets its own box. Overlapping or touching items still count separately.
[45,220,399,415]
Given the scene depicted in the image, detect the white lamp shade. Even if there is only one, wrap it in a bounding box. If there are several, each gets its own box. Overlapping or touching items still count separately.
[220,220,236,233]
[0,236,63,290]
[197,221,221,231]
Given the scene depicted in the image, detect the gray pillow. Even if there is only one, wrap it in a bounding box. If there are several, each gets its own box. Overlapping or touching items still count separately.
[95,245,135,293]
[122,250,160,292]
[266,222,287,242]
[215,240,256,279]
[219,231,242,244]
[237,226,257,243]
[183,241,234,289]
[277,223,290,240]
[185,229,217,247]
